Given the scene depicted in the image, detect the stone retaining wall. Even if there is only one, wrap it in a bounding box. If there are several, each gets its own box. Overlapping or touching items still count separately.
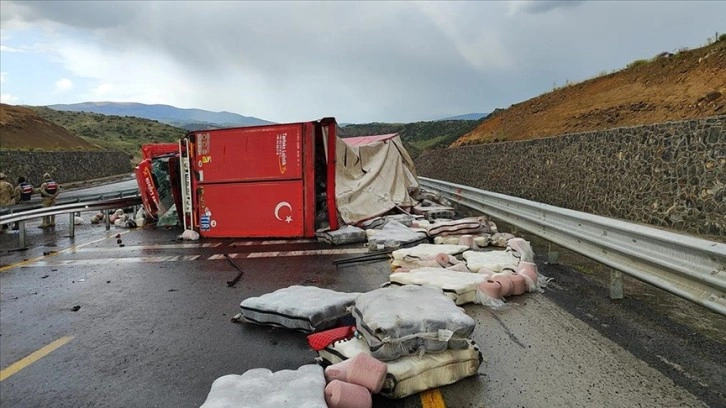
[414,116,726,242]
[0,150,132,187]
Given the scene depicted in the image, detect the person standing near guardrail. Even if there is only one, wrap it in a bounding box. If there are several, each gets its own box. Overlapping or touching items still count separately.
[38,172,60,229]
[0,173,14,232]
[11,176,34,230]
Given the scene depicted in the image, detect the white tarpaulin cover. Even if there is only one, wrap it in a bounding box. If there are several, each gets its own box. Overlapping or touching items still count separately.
[319,336,482,399]
[335,134,419,224]
[200,365,327,408]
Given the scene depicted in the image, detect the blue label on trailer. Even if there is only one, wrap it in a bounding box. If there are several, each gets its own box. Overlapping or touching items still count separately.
[200,215,211,231]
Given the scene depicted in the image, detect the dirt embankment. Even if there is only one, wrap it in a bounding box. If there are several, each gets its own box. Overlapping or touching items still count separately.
[0,103,100,151]
[454,40,726,146]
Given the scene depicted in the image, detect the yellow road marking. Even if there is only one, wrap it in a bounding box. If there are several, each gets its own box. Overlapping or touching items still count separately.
[0,336,74,381]
[0,230,132,273]
[420,388,447,408]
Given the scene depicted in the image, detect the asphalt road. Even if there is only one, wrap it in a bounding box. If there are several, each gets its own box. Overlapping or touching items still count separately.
[1,207,724,407]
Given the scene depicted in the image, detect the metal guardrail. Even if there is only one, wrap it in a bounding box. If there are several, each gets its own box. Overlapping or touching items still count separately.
[419,177,726,316]
[1,195,142,248]
[0,188,140,216]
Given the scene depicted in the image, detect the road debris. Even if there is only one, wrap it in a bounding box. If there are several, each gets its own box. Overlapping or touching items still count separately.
[224,254,244,287]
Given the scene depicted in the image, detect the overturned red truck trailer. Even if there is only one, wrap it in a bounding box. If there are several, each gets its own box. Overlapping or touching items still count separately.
[137,118,339,238]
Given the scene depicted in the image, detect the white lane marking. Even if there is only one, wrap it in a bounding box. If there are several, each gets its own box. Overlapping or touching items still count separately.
[23,248,371,267]
[208,248,369,260]
[30,255,202,266]
[71,243,222,252]
[228,239,316,246]
[246,248,369,258]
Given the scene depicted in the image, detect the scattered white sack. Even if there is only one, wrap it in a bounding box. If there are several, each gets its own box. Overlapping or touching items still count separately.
[411,218,432,229]
[240,285,361,333]
[319,336,482,400]
[490,232,516,247]
[135,207,146,220]
[434,236,461,245]
[199,364,327,408]
[507,238,535,263]
[357,216,385,230]
[366,220,427,252]
[390,255,442,270]
[113,219,123,227]
[179,229,200,240]
[412,201,456,220]
[474,235,491,248]
[316,225,367,245]
[353,285,476,361]
[73,216,86,225]
[463,250,519,273]
[392,244,468,261]
[383,214,415,227]
[389,267,487,305]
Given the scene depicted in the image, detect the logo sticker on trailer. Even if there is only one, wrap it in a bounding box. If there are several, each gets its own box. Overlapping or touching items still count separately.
[276,133,288,174]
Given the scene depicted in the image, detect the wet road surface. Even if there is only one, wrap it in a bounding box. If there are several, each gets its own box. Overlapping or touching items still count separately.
[1,219,724,408]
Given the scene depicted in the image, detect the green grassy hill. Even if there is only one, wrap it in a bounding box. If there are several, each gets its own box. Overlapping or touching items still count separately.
[30,106,187,163]
[339,120,481,158]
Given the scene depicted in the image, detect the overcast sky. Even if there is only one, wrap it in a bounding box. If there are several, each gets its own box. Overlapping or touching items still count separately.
[1,1,724,124]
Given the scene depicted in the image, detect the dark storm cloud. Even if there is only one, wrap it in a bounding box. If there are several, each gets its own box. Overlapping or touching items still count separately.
[2,0,725,123]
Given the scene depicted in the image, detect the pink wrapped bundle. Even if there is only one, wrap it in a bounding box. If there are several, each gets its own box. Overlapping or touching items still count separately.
[478,280,503,300]
[325,380,372,408]
[324,353,387,393]
[435,253,451,267]
[510,273,527,296]
[492,275,514,297]
[517,261,539,292]
[457,234,475,249]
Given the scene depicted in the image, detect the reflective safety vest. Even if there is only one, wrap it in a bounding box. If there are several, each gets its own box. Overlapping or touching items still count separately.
[45,180,58,195]
[19,182,33,201]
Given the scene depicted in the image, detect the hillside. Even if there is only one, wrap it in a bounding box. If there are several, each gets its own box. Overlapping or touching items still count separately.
[453,39,726,146]
[29,107,187,162]
[339,120,480,158]
[48,102,273,129]
[0,104,100,151]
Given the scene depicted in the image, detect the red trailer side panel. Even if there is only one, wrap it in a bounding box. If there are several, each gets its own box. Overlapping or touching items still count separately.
[196,181,306,238]
[192,124,304,183]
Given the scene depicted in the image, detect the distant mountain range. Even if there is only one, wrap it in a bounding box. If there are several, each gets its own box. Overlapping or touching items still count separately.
[47,102,273,131]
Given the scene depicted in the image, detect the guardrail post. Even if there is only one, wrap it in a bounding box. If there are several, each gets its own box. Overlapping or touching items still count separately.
[610,270,624,300]
[19,220,26,248]
[69,212,75,238]
[105,209,111,230]
[547,242,559,265]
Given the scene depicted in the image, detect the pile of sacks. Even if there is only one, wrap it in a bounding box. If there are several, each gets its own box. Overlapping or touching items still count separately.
[322,353,387,408]
[387,236,550,309]
[88,208,144,228]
